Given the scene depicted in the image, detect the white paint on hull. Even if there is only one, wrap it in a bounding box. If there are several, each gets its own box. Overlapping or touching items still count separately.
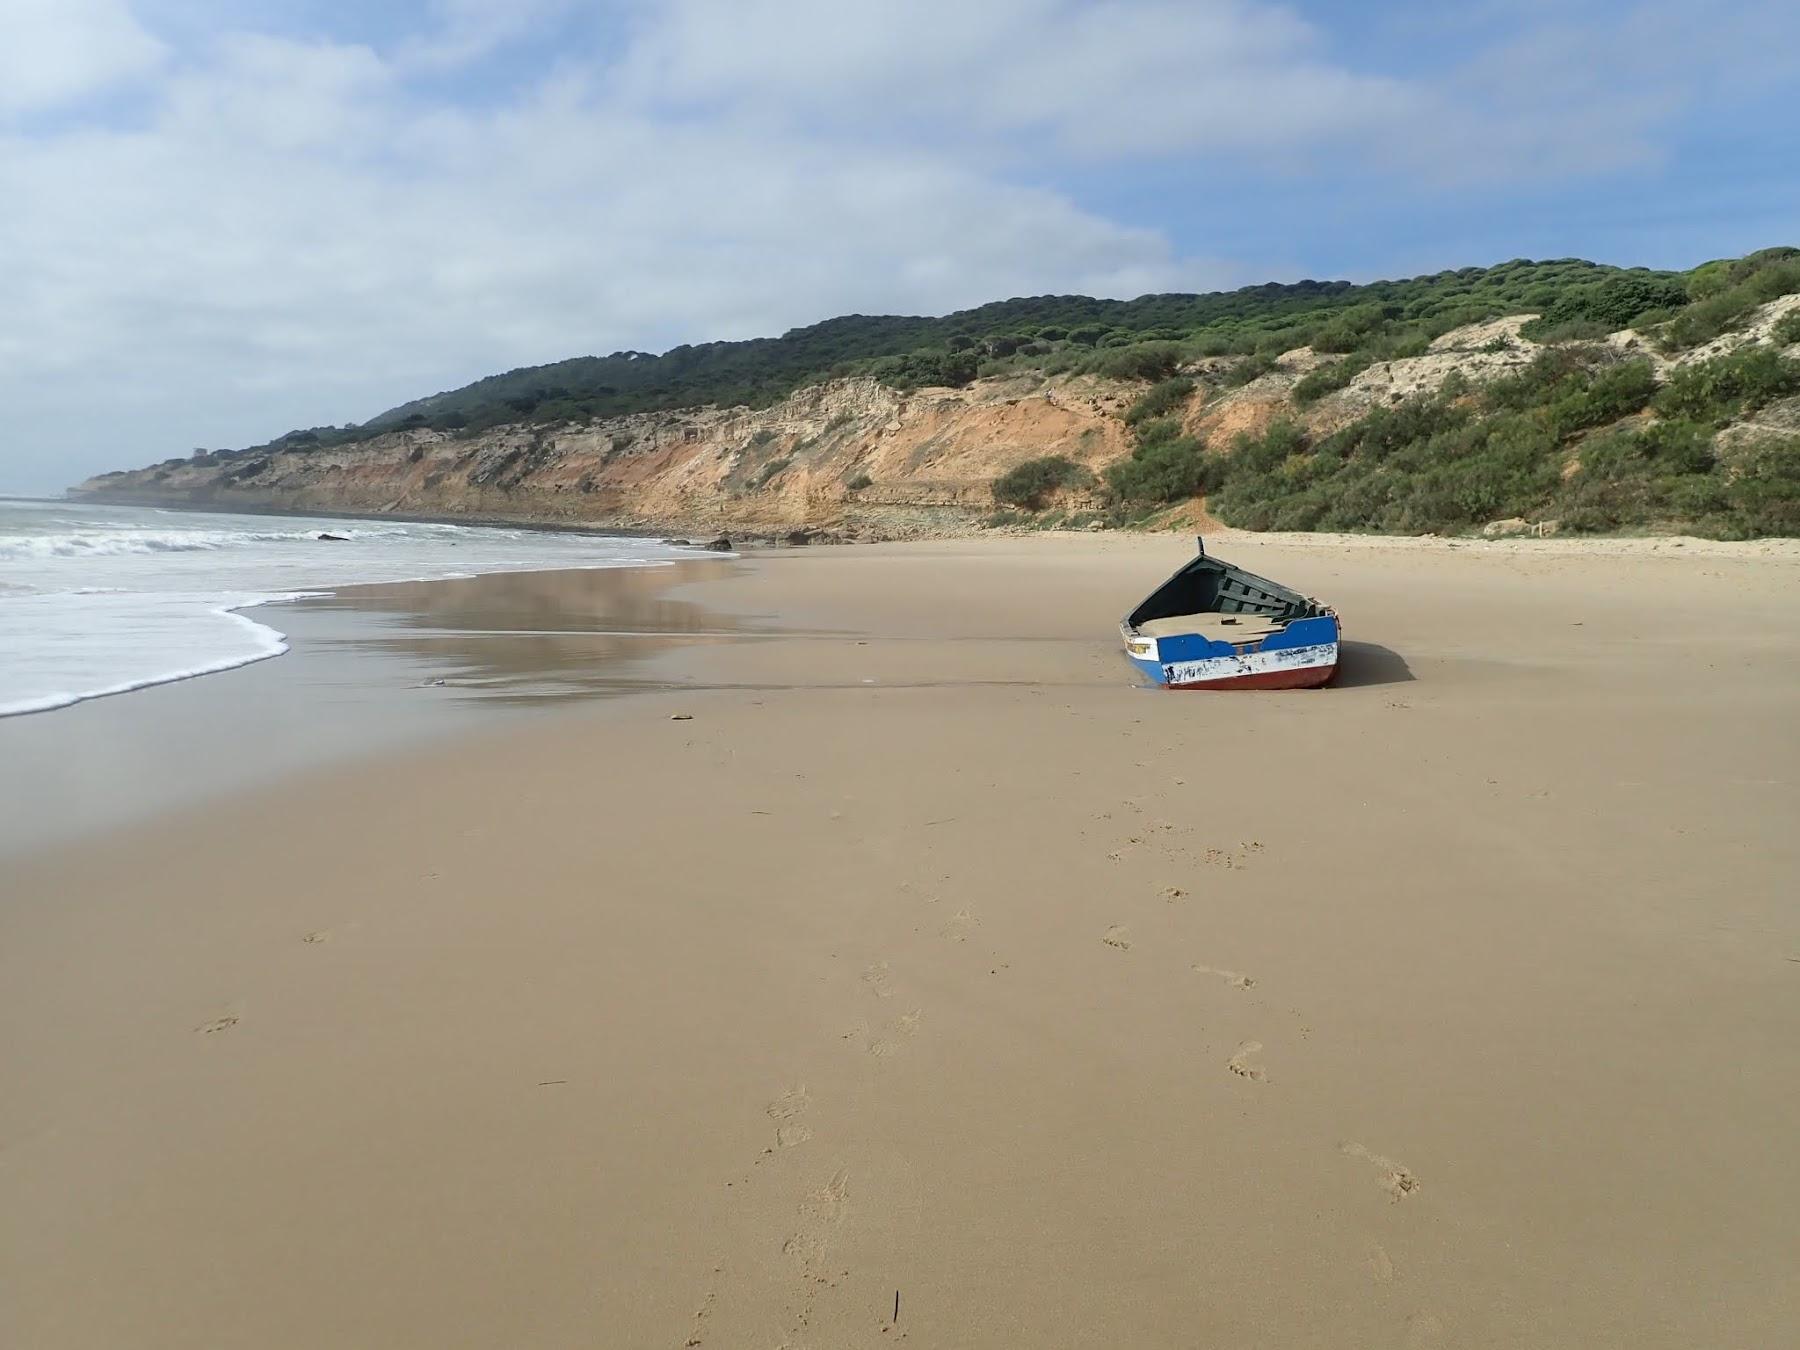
[1164,641,1338,688]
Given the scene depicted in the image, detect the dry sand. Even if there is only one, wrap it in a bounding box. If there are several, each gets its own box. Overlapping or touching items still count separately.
[3,533,1798,1348]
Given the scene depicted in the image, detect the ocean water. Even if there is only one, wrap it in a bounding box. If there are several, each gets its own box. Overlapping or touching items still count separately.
[0,498,693,717]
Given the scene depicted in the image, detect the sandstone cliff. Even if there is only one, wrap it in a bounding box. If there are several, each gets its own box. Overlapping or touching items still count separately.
[77,373,1135,538]
[75,298,1800,538]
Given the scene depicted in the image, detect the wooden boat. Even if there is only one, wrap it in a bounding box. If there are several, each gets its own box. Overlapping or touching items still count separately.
[1121,539,1339,690]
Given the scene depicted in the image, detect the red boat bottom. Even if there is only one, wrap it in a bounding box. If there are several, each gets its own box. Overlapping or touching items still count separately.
[1167,662,1338,690]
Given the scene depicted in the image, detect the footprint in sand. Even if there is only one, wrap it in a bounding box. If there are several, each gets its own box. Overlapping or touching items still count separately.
[860,961,894,999]
[867,1010,922,1058]
[1161,886,1187,902]
[779,1169,853,1343]
[768,1086,812,1149]
[939,909,978,943]
[301,930,331,945]
[1193,963,1255,990]
[1341,1141,1421,1201]
[782,1168,850,1273]
[195,1014,239,1034]
[1367,1242,1395,1284]
[684,1287,717,1347]
[1102,926,1133,951]
[1227,1040,1268,1082]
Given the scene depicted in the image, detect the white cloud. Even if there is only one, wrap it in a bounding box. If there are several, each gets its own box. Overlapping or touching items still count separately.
[398,0,580,73]
[2,0,1796,492]
[0,9,1238,492]
[0,0,166,114]
[617,0,1418,158]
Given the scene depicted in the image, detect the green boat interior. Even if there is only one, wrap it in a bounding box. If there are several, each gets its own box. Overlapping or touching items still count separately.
[1126,541,1325,637]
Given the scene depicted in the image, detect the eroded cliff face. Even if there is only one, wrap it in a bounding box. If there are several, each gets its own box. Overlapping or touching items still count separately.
[76,373,1136,537]
[81,304,1800,536]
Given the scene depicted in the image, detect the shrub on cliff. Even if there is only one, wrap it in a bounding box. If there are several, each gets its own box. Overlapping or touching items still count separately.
[1124,376,1195,427]
[1104,435,1221,505]
[1292,354,1373,405]
[1663,251,1800,349]
[1082,341,1185,381]
[992,456,1092,509]
[870,349,979,389]
[1653,346,1800,422]
[1218,353,1278,387]
[1519,273,1689,340]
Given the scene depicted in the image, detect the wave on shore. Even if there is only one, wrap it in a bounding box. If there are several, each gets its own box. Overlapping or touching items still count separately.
[0,499,692,717]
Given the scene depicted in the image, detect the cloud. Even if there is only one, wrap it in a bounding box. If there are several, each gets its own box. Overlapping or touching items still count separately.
[1,0,1796,493]
[0,9,1238,491]
[0,0,166,115]
[618,0,1419,158]
[398,0,581,73]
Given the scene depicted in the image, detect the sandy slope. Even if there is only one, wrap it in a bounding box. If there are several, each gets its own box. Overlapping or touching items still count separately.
[3,533,1798,1348]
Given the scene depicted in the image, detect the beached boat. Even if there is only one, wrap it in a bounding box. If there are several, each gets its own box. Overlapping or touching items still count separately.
[1121,539,1339,690]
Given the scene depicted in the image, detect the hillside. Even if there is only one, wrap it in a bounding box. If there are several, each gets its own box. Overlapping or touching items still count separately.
[77,249,1800,539]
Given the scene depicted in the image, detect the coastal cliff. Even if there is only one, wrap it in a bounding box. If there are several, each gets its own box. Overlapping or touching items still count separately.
[76,251,1800,539]
[76,373,1137,537]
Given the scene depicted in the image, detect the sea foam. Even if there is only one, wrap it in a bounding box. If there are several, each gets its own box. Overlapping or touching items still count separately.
[0,499,690,717]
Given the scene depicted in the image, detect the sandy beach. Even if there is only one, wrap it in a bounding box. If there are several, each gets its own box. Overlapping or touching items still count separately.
[4,532,1798,1348]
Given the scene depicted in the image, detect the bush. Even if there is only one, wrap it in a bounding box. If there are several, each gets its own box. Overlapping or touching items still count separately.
[1483,346,1603,412]
[845,471,872,491]
[992,455,1092,509]
[870,349,979,389]
[1721,436,1800,535]
[1292,354,1373,405]
[1083,342,1185,381]
[1124,376,1195,426]
[1230,419,1308,474]
[1545,359,1657,438]
[1635,420,1716,474]
[1520,273,1689,339]
[1104,436,1219,504]
[1772,310,1800,347]
[1131,414,1184,447]
[1653,346,1800,422]
[1663,254,1800,349]
[1219,353,1278,387]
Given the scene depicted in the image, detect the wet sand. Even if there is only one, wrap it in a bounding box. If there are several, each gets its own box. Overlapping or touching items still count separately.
[4,532,1798,1348]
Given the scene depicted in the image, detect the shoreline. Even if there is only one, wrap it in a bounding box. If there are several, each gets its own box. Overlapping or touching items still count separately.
[48,490,714,541]
[5,533,1798,1347]
[57,488,1800,553]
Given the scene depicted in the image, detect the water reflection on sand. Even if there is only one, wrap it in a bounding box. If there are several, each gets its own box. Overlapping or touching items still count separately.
[292,561,827,704]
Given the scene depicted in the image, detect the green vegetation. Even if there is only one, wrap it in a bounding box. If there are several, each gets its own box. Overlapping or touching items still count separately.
[1652,344,1800,422]
[1196,346,1800,538]
[1292,354,1374,405]
[221,255,1752,453]
[184,247,1798,540]
[1772,310,1800,347]
[991,455,1093,509]
[1123,376,1194,426]
[1518,274,1688,341]
[1105,381,1222,506]
[1661,248,1800,350]
[1219,353,1280,388]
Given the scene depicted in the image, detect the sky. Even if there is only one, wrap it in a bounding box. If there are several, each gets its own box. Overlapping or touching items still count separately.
[2,0,1796,494]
